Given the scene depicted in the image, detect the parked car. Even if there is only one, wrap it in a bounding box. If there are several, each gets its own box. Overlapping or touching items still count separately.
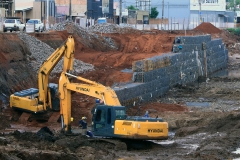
[3,19,25,32]
[18,20,25,31]
[3,19,20,32]
[27,19,44,32]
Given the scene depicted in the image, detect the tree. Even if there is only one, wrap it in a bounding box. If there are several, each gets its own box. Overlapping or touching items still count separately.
[150,7,159,19]
[226,0,240,10]
[127,5,137,10]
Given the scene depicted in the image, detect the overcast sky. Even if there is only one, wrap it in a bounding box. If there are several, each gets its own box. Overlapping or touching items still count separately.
[121,0,190,18]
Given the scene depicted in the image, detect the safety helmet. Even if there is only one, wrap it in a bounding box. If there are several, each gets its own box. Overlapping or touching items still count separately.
[82,116,87,120]
[96,99,100,103]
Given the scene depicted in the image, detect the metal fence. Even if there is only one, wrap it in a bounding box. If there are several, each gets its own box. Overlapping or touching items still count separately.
[126,17,235,31]
[0,17,236,32]
[25,24,35,33]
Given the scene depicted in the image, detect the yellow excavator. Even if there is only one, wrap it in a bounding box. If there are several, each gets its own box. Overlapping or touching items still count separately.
[59,71,169,140]
[10,35,168,144]
[9,35,75,114]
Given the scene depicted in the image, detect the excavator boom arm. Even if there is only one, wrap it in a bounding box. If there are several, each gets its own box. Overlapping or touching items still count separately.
[37,36,75,109]
[59,72,121,132]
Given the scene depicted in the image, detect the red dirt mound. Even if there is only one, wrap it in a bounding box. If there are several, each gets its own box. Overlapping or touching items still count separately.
[193,22,222,34]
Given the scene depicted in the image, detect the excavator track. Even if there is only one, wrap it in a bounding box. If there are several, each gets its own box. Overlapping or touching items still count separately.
[89,138,127,150]
[18,112,31,124]
[88,138,154,150]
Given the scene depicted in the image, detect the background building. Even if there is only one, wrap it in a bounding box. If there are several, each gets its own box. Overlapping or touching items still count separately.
[15,0,55,24]
[190,0,231,26]
[55,0,87,21]
[0,0,14,17]
[87,0,114,20]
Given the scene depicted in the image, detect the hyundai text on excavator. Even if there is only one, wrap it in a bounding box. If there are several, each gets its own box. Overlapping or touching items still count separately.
[9,35,75,114]
[59,71,169,141]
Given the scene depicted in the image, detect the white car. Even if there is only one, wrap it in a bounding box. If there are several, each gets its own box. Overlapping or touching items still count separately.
[3,19,25,32]
[3,19,20,32]
[27,19,44,32]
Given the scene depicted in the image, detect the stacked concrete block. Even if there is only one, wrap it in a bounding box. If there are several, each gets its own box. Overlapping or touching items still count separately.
[115,34,228,107]
[169,72,181,86]
[132,54,171,72]
[132,72,144,82]
[175,35,211,45]
[143,70,153,82]
[177,44,203,53]
[132,60,144,72]
[206,39,222,49]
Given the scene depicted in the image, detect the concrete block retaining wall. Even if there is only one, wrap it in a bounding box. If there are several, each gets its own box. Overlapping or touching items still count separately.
[115,34,228,107]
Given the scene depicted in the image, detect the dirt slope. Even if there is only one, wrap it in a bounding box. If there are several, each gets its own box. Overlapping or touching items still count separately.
[0,33,37,96]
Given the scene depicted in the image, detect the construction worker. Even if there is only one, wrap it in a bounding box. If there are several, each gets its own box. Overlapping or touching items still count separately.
[96,98,104,105]
[79,116,87,135]
[96,98,100,104]
[144,111,149,118]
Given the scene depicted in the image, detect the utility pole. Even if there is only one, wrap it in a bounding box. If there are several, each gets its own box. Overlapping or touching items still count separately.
[119,0,122,24]
[69,0,72,21]
[13,0,15,17]
[161,0,164,30]
[46,0,49,29]
[41,0,42,21]
[234,0,236,27]
[198,0,202,23]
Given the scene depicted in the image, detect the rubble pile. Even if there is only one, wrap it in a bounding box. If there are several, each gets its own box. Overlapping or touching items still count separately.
[88,23,139,34]
[49,20,73,31]
[50,21,119,51]
[17,32,95,75]
[72,23,118,51]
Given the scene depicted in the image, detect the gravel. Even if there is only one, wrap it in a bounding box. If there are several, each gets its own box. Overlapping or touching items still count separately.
[47,21,140,52]
[17,32,95,75]
[49,20,138,34]
[88,23,138,34]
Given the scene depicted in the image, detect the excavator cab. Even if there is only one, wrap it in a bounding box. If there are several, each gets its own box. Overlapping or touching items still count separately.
[48,83,60,111]
[91,105,168,140]
[92,105,127,138]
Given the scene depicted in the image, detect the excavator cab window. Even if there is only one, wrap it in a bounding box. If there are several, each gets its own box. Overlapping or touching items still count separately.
[95,110,102,122]
[95,109,106,129]
[107,108,111,124]
[115,109,127,120]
